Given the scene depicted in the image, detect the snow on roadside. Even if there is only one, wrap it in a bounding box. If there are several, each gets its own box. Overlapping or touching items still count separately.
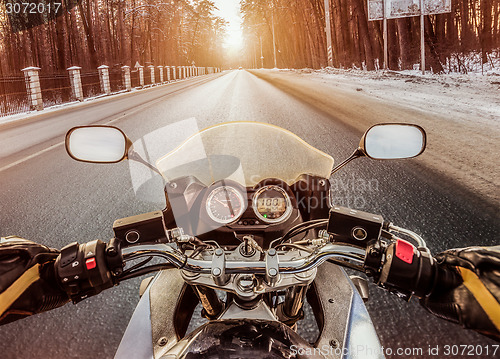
[269,67,500,206]
[291,67,500,128]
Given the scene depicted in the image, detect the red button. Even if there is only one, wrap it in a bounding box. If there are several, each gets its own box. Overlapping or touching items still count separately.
[395,239,415,264]
[85,257,96,270]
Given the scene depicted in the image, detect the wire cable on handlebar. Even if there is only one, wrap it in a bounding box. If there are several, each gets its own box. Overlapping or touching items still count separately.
[118,263,175,281]
[326,259,364,272]
[272,219,328,247]
[274,243,314,253]
[122,256,154,276]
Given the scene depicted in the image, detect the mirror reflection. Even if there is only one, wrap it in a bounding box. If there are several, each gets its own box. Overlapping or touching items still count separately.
[364,124,425,160]
[67,126,127,163]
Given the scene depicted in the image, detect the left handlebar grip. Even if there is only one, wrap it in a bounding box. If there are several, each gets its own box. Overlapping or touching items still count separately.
[55,240,120,303]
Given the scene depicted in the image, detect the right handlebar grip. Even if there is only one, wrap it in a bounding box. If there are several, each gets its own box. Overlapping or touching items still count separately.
[365,239,460,299]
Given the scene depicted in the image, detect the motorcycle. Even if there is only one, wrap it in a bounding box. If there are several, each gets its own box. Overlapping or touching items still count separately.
[55,121,451,359]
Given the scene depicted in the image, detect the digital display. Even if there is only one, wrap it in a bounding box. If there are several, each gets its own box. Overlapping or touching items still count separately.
[257,196,286,219]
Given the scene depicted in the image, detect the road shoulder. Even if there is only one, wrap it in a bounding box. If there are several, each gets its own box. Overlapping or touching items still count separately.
[250,69,499,209]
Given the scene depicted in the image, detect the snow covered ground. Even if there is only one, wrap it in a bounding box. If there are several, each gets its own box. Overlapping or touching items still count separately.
[265,67,500,207]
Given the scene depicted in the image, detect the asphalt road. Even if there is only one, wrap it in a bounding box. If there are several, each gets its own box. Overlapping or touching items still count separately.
[0,70,498,358]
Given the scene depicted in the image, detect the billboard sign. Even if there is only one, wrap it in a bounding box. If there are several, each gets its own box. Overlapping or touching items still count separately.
[368,0,451,21]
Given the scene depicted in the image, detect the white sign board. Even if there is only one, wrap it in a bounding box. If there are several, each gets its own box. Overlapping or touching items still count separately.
[368,0,451,21]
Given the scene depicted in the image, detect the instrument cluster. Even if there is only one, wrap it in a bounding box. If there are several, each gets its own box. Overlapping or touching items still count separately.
[204,181,295,227]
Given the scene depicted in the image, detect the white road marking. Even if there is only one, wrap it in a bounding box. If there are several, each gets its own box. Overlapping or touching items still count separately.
[0,141,65,173]
[0,75,222,174]
[0,110,133,174]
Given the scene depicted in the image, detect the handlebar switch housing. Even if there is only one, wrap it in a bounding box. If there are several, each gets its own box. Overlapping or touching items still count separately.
[377,239,437,300]
[55,240,114,303]
[327,206,384,248]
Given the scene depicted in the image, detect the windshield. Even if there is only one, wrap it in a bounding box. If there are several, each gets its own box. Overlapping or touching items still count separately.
[156,122,334,187]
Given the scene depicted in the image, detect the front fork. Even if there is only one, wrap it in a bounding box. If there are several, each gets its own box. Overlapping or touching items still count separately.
[192,283,309,327]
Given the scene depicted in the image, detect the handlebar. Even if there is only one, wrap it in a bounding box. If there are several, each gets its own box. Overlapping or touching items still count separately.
[121,242,366,275]
[53,222,458,304]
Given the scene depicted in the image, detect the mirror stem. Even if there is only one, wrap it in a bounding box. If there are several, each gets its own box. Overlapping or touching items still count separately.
[330,148,364,176]
[127,149,163,176]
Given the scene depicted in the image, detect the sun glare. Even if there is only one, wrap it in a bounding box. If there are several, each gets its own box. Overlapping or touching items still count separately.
[214,0,243,50]
[225,29,244,50]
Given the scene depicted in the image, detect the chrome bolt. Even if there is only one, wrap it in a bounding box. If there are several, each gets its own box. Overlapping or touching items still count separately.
[268,248,276,256]
[269,268,278,277]
[157,337,168,346]
[215,248,223,256]
[212,267,221,276]
[329,339,340,348]
[237,275,255,292]
[318,229,330,241]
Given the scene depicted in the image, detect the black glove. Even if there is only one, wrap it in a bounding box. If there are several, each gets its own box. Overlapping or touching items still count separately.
[0,236,70,325]
[420,245,500,341]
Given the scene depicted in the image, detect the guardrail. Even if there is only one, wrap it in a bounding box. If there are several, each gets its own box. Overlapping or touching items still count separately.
[0,65,221,117]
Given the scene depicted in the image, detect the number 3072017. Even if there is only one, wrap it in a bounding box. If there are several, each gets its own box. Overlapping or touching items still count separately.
[5,2,62,14]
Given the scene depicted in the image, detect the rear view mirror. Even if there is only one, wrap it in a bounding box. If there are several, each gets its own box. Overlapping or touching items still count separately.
[65,126,131,163]
[361,124,426,160]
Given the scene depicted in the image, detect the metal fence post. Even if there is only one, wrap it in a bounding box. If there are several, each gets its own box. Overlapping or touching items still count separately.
[21,66,43,111]
[98,65,111,95]
[148,65,155,85]
[121,66,131,91]
[67,66,83,101]
[138,66,144,87]
[158,66,164,83]
[178,66,182,79]
[172,66,176,80]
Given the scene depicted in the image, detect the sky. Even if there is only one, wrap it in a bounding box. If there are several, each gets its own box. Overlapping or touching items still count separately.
[213,0,243,49]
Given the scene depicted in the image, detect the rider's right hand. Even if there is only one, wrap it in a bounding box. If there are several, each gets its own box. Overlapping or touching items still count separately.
[420,246,500,341]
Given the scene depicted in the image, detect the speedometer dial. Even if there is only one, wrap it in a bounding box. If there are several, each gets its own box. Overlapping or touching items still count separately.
[253,185,292,223]
[206,186,245,224]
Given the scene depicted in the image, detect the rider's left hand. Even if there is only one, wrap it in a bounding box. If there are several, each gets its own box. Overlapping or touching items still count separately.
[0,236,69,325]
